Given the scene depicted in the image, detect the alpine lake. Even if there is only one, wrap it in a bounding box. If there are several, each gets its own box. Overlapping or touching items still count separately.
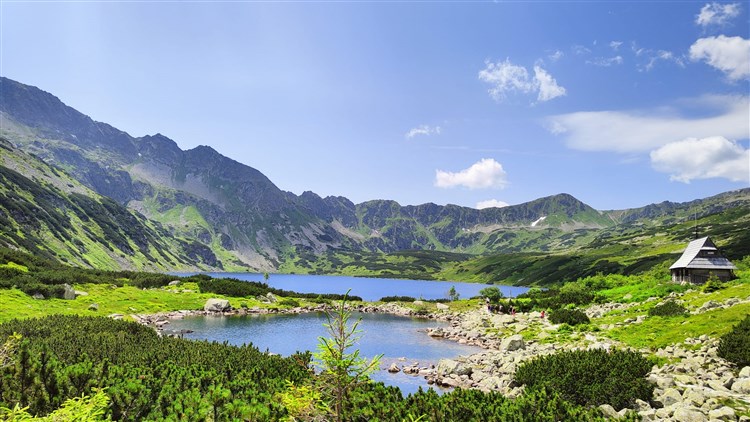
[168,273,528,394]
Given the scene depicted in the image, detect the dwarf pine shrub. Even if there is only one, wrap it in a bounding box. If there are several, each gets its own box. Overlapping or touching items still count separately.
[718,315,750,368]
[514,348,654,409]
[647,300,687,317]
[548,308,590,326]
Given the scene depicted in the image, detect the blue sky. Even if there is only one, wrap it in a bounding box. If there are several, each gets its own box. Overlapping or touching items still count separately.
[2,1,748,211]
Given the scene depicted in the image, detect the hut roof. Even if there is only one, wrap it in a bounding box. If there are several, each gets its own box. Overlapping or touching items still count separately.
[670,236,737,270]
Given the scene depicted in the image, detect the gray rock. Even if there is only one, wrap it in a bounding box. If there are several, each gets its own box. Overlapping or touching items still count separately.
[412,300,424,306]
[32,293,45,300]
[387,363,400,373]
[168,280,181,286]
[684,389,706,407]
[673,407,708,422]
[108,313,124,320]
[659,388,682,407]
[436,303,449,310]
[708,406,736,421]
[739,366,750,378]
[63,283,76,300]
[731,378,750,394]
[204,298,231,312]
[500,334,525,352]
[265,293,277,303]
[598,404,618,418]
[88,303,99,311]
[74,290,88,297]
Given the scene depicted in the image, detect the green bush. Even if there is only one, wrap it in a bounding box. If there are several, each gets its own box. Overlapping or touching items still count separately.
[278,298,300,307]
[379,296,417,302]
[648,300,687,317]
[548,308,590,326]
[701,277,725,293]
[514,348,654,409]
[718,315,750,368]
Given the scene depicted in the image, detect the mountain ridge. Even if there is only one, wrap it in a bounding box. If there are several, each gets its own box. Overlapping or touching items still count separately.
[2,76,748,274]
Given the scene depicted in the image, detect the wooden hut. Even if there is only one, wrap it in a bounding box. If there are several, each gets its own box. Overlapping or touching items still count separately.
[670,236,737,284]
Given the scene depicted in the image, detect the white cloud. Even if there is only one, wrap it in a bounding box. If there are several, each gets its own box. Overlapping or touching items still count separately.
[696,2,741,27]
[479,60,566,103]
[533,66,566,102]
[435,158,508,189]
[650,136,750,183]
[609,41,623,51]
[476,199,510,209]
[405,125,441,139]
[546,95,749,153]
[572,45,591,55]
[478,59,534,101]
[689,35,750,80]
[587,56,624,67]
[548,50,564,62]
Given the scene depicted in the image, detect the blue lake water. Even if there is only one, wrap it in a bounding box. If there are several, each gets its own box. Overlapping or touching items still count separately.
[180,272,528,302]
[167,311,485,395]
[168,273,527,394]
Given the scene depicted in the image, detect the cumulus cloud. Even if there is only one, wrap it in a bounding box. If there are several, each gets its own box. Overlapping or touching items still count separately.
[435,158,508,189]
[405,125,441,139]
[609,41,623,51]
[546,95,749,153]
[533,66,566,102]
[696,2,741,27]
[479,60,566,103]
[476,199,510,209]
[650,136,750,183]
[689,35,750,80]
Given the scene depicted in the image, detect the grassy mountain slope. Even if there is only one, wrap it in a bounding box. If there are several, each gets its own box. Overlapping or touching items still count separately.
[0,137,222,271]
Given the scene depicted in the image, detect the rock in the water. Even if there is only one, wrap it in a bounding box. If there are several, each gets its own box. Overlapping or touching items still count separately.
[204,298,231,312]
[387,363,401,373]
[63,284,76,300]
[500,334,525,352]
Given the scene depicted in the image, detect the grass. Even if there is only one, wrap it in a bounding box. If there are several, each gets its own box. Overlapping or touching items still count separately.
[597,277,750,350]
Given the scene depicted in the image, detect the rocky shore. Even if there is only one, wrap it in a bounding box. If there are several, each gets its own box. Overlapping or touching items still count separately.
[132,294,750,421]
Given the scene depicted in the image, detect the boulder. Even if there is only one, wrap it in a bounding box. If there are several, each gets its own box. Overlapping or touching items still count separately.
[62,284,76,300]
[659,388,682,407]
[731,378,750,394]
[739,366,750,378]
[88,303,99,311]
[436,303,449,310]
[673,407,708,422]
[32,293,45,300]
[168,280,181,286]
[598,404,619,418]
[204,298,231,312]
[74,290,88,297]
[436,359,472,377]
[387,363,400,373]
[265,293,277,303]
[500,334,525,352]
[708,406,736,421]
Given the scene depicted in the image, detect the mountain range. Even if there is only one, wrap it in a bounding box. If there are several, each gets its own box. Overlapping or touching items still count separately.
[1,76,748,281]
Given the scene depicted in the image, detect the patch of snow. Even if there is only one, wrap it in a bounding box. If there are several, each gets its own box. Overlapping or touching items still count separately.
[531,216,546,227]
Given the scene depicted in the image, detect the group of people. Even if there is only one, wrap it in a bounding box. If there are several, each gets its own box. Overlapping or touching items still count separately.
[485,298,515,315]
